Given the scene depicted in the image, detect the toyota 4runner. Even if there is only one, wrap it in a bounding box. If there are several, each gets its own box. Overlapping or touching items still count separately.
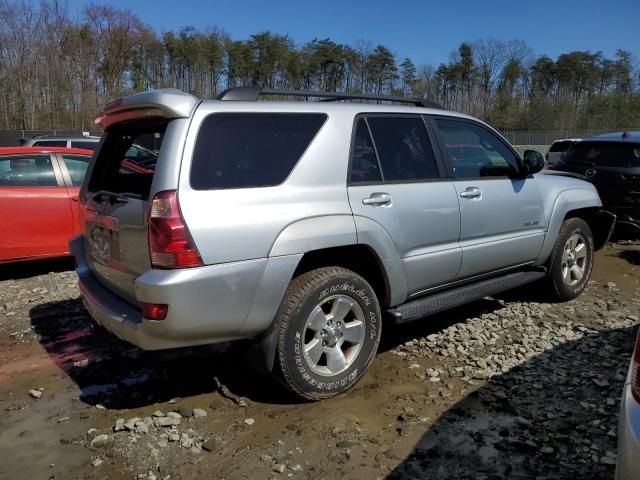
[71,87,616,400]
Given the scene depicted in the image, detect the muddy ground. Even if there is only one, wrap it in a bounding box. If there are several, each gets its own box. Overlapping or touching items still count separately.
[1,243,639,480]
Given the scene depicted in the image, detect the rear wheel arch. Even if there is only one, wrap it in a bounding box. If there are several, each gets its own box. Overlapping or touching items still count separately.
[563,207,615,251]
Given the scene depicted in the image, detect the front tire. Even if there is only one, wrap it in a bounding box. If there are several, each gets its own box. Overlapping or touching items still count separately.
[546,217,594,301]
[274,267,382,401]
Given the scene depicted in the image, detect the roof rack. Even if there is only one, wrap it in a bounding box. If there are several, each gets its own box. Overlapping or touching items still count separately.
[215,87,442,109]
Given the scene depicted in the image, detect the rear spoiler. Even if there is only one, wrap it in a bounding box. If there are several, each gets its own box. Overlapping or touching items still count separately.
[94,89,200,131]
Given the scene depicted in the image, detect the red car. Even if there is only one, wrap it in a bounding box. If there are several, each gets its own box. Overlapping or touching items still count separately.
[0,147,151,263]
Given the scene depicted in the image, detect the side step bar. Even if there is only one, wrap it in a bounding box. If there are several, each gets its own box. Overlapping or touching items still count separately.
[388,269,546,324]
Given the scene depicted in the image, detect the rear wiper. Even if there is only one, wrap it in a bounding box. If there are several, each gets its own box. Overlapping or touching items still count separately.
[92,190,142,205]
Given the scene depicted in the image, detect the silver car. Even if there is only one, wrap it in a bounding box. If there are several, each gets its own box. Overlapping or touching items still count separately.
[71,87,615,400]
[617,330,640,479]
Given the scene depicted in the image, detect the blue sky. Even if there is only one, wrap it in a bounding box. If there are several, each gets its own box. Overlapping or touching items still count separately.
[66,0,639,66]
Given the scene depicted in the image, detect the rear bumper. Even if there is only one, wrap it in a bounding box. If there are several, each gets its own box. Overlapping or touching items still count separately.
[616,376,640,479]
[71,236,297,350]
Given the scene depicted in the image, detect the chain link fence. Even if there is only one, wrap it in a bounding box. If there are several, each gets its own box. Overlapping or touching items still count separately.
[501,128,639,147]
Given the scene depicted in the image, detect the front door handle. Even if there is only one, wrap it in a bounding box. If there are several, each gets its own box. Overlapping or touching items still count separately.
[362,192,392,206]
[459,187,482,199]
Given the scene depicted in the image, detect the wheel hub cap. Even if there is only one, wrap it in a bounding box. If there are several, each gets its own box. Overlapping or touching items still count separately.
[561,233,587,287]
[302,294,366,377]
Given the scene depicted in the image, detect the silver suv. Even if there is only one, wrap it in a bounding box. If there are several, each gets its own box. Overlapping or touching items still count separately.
[71,88,615,400]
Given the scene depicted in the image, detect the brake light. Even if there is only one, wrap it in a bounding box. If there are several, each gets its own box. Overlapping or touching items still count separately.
[148,190,203,268]
[632,329,640,403]
[142,302,168,320]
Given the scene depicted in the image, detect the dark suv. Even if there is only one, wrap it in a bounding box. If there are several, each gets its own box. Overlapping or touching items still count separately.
[551,132,640,235]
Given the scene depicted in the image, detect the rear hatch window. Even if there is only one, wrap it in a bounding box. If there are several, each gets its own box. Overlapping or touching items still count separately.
[563,141,640,168]
[549,141,575,153]
[88,121,164,199]
[190,113,326,190]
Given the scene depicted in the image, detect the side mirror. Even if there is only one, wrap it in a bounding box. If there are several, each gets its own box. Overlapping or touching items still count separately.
[522,149,545,176]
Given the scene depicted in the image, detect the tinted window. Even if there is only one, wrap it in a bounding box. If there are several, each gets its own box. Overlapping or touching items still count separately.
[0,155,57,187]
[71,141,99,151]
[61,155,90,186]
[190,113,327,190]
[549,141,575,152]
[563,142,640,168]
[435,120,520,178]
[33,140,66,147]
[125,144,158,168]
[349,118,382,184]
[367,116,439,182]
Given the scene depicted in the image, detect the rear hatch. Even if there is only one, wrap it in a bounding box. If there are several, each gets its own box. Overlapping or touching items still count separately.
[81,120,167,304]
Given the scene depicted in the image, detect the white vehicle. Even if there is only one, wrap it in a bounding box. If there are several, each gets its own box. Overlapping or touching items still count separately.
[546,138,582,166]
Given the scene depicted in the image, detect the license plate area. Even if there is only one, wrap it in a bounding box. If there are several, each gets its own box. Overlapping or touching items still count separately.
[89,215,121,265]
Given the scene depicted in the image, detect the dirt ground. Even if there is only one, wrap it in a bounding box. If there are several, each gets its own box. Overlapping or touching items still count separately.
[1,242,639,480]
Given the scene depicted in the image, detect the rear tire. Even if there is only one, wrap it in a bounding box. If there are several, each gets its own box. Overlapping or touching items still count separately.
[274,267,382,401]
[546,217,594,301]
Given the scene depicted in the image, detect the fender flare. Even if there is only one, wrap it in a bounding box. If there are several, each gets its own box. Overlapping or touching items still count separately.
[536,188,603,264]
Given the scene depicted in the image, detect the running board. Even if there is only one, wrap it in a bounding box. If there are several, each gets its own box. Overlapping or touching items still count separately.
[388,269,546,324]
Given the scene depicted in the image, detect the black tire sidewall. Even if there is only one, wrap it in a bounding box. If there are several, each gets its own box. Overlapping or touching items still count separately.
[550,218,594,300]
[279,270,381,398]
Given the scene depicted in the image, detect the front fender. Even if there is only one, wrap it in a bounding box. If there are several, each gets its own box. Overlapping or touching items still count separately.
[536,188,603,264]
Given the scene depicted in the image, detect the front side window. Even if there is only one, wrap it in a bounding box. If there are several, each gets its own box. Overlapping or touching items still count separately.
[0,155,57,187]
[191,113,327,190]
[61,155,90,187]
[367,116,439,182]
[435,119,520,178]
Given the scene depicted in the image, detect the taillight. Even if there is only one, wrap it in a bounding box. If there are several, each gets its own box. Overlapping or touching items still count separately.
[632,329,640,403]
[142,302,168,320]
[148,190,203,268]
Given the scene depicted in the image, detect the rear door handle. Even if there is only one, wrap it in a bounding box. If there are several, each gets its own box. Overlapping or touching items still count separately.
[459,187,482,199]
[362,192,392,206]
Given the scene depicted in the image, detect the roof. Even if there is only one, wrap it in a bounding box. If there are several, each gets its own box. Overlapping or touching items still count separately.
[27,135,100,140]
[587,132,640,143]
[95,87,473,131]
[0,147,94,155]
[551,138,582,143]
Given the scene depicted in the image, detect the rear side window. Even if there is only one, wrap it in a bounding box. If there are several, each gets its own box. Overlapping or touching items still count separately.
[33,140,66,147]
[190,113,327,190]
[71,141,99,151]
[367,116,439,182]
[0,155,57,187]
[349,118,382,184]
[61,155,90,187]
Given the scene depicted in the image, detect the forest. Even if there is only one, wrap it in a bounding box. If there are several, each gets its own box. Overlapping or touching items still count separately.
[0,0,638,132]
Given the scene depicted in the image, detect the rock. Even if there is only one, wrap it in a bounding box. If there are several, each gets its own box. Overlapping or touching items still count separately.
[95,404,106,410]
[151,410,164,417]
[272,464,286,473]
[260,454,272,462]
[408,363,421,369]
[193,408,207,418]
[90,434,110,448]
[605,282,617,289]
[180,433,193,449]
[114,418,125,432]
[168,432,180,442]
[202,439,216,452]
[541,446,555,454]
[57,416,70,423]
[91,458,103,467]
[124,417,141,431]
[157,417,181,427]
[244,418,255,426]
[336,440,358,448]
[157,439,168,448]
[289,464,303,472]
[592,378,610,388]
[166,411,182,420]
[29,389,42,399]
[600,456,617,465]
[178,406,193,417]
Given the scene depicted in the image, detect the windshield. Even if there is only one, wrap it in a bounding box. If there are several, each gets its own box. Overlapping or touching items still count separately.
[563,141,640,168]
